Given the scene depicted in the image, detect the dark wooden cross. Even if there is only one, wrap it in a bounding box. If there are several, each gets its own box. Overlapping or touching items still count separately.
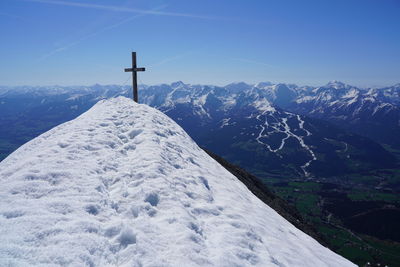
[124,52,145,103]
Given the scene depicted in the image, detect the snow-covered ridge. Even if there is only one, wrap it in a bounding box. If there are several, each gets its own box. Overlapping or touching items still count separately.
[0,97,354,266]
[1,82,399,117]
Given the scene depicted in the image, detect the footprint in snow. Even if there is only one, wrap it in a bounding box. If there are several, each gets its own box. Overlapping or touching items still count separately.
[128,129,143,139]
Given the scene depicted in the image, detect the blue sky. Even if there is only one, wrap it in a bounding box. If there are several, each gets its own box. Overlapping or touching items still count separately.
[0,0,399,87]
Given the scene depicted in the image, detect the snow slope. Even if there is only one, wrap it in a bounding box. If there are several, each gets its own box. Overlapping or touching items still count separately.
[0,97,355,267]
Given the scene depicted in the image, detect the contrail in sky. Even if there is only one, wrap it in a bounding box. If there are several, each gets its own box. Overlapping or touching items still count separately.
[38,4,166,61]
[29,0,230,61]
[25,0,223,20]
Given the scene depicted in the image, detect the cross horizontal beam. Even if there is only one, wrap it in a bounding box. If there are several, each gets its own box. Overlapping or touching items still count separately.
[124,67,146,72]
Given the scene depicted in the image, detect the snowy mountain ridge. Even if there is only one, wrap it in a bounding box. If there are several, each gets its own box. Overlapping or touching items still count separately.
[1,82,397,176]
[137,81,400,126]
[2,82,399,118]
[138,81,400,148]
[0,97,354,266]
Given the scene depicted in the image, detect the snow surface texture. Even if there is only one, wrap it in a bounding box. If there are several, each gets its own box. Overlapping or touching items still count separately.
[0,97,355,267]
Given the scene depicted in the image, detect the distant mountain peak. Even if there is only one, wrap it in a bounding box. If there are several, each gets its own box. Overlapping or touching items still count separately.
[224,82,252,94]
[171,81,186,88]
[226,81,250,86]
[325,80,353,90]
[254,81,273,88]
[326,80,349,89]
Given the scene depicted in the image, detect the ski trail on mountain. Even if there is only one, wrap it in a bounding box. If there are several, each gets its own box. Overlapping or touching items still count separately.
[256,112,317,176]
[296,115,317,176]
[297,115,311,136]
[256,113,278,153]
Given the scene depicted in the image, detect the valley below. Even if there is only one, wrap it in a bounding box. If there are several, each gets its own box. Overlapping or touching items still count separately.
[267,170,400,266]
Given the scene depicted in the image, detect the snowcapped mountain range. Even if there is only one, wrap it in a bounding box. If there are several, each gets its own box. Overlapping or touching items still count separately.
[288,81,400,146]
[0,97,354,266]
[141,80,400,143]
[139,81,398,177]
[1,81,398,178]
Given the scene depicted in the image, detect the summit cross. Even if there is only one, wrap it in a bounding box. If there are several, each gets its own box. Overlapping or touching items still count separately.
[124,52,145,103]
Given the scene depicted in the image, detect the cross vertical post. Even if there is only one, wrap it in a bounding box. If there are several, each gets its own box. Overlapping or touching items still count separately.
[124,52,145,103]
[131,52,138,103]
